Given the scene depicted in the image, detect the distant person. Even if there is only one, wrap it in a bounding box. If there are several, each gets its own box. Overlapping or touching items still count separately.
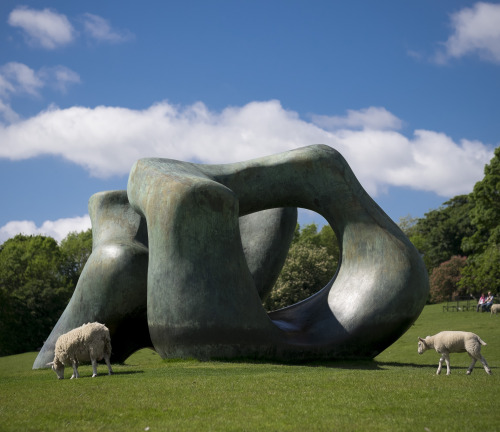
[476,293,485,312]
[482,292,494,312]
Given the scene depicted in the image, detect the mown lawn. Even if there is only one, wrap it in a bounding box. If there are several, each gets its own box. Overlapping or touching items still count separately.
[1,303,498,431]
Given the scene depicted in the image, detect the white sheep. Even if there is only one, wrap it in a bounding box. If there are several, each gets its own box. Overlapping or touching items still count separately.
[47,322,113,379]
[418,331,491,375]
[490,304,500,316]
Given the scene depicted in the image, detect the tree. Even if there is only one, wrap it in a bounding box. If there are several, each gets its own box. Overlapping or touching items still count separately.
[462,147,500,255]
[264,242,336,310]
[59,229,93,287]
[0,235,73,355]
[398,214,419,237]
[459,147,500,294]
[317,224,340,259]
[264,223,339,311]
[459,244,500,294]
[410,195,474,272]
[428,256,467,303]
[0,230,94,356]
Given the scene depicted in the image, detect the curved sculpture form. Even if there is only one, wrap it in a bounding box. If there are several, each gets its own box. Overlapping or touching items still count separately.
[33,191,296,368]
[33,190,150,368]
[239,209,298,300]
[127,144,429,361]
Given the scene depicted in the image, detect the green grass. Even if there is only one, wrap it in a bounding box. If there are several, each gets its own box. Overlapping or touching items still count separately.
[1,304,499,431]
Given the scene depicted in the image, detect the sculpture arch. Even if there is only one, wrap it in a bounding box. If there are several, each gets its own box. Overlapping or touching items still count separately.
[127,144,428,360]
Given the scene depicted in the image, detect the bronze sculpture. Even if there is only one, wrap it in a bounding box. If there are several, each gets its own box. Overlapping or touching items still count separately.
[34,145,428,368]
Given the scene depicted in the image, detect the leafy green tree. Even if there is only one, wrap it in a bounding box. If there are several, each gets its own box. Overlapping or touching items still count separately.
[410,195,474,272]
[0,235,72,355]
[264,223,339,311]
[318,224,340,259]
[428,255,467,303]
[291,223,340,258]
[295,223,321,246]
[462,147,500,256]
[459,147,500,294]
[459,244,500,294]
[398,214,419,237]
[264,243,335,310]
[59,229,93,287]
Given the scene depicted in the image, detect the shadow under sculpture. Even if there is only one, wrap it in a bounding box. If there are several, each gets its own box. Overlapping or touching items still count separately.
[33,191,296,368]
[127,144,429,361]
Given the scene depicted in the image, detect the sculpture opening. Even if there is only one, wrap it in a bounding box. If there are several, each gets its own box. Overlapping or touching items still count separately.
[262,217,340,314]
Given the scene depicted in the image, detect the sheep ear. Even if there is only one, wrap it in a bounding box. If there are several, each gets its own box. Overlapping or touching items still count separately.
[46,362,54,366]
[418,337,425,342]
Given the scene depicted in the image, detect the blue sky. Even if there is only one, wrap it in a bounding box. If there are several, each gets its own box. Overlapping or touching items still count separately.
[0,1,499,243]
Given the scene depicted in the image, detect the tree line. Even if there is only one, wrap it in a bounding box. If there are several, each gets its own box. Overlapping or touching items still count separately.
[0,230,92,356]
[400,146,500,303]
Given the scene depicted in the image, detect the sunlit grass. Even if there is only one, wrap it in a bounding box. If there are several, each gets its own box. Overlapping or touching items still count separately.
[1,304,498,431]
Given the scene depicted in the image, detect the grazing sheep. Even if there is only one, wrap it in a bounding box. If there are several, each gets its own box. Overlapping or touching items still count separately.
[418,331,491,375]
[491,304,500,316]
[47,322,113,379]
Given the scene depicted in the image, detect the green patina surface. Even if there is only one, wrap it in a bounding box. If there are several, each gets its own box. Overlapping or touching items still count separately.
[34,145,429,368]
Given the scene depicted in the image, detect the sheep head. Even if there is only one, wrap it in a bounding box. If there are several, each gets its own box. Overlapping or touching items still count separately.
[47,359,65,379]
[418,337,430,354]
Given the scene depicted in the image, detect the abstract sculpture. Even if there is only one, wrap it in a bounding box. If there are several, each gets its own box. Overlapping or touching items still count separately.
[34,144,429,368]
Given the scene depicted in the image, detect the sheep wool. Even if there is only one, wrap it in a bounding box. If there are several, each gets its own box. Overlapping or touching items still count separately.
[490,304,500,315]
[418,331,491,375]
[49,322,113,379]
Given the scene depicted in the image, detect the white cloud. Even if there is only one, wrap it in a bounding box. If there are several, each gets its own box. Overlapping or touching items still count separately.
[379,130,493,196]
[38,66,82,93]
[7,7,133,49]
[0,100,494,200]
[81,13,134,43]
[0,215,91,244]
[0,62,80,123]
[310,107,403,131]
[437,2,500,64]
[0,100,494,244]
[0,99,20,124]
[8,6,74,49]
[0,62,44,97]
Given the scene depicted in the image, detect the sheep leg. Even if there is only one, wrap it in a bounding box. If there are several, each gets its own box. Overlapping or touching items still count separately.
[104,353,113,375]
[70,360,79,379]
[479,355,491,375]
[437,353,451,375]
[467,355,477,375]
[436,356,444,375]
[91,358,98,377]
[443,354,451,375]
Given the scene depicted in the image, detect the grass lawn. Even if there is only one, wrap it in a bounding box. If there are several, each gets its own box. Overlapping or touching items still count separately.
[1,303,499,431]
